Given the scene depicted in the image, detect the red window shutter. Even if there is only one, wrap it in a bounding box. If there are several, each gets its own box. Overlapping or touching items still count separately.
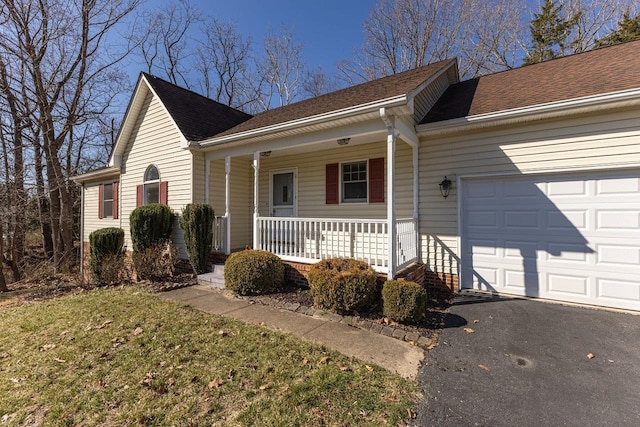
[369,157,385,203]
[325,163,339,204]
[160,181,168,205]
[112,182,119,219]
[98,184,104,219]
[136,185,143,208]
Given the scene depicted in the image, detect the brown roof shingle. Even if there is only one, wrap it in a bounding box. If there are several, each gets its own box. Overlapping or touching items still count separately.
[215,59,455,137]
[143,73,252,141]
[421,40,640,124]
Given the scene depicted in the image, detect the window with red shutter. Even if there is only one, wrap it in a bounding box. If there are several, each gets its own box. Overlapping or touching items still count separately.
[368,157,384,203]
[112,182,119,219]
[98,184,104,219]
[326,163,339,204]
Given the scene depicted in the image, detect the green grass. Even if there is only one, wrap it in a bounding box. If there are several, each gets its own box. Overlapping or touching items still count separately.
[0,287,417,426]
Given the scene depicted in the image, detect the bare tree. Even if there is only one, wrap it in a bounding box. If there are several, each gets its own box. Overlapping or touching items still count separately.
[194,18,257,109]
[0,0,142,271]
[302,66,340,98]
[257,27,306,109]
[135,0,200,87]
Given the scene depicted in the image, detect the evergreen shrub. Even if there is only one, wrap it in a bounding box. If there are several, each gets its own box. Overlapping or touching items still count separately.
[382,279,428,324]
[89,227,125,286]
[224,250,284,295]
[179,203,215,274]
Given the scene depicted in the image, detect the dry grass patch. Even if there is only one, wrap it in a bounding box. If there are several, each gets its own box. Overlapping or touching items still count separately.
[0,287,417,426]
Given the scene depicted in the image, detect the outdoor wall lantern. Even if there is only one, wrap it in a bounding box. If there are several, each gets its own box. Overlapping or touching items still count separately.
[439,176,452,198]
[260,151,272,157]
[337,138,351,146]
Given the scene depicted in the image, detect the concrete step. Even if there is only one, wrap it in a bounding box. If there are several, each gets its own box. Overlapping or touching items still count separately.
[197,263,225,288]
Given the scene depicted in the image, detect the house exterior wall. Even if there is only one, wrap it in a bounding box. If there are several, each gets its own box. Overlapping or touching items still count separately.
[82,179,121,242]
[257,140,415,219]
[207,157,253,250]
[118,90,194,257]
[418,108,640,279]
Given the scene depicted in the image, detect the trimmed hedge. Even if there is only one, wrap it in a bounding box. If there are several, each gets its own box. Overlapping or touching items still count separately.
[129,204,173,253]
[179,203,215,274]
[224,250,285,295]
[382,279,428,324]
[308,258,378,313]
[89,227,125,286]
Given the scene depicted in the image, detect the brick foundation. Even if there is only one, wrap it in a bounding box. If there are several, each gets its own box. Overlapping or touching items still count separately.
[424,270,459,293]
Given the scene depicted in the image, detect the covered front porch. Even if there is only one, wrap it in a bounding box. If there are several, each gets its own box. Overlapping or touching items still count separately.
[201,108,421,278]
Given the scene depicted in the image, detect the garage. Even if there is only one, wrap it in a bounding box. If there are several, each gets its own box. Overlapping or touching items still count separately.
[461,170,640,311]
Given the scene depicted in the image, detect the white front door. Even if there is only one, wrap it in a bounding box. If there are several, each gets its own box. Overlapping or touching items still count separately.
[271,170,296,217]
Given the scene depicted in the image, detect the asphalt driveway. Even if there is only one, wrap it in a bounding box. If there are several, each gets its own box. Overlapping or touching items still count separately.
[415,292,640,426]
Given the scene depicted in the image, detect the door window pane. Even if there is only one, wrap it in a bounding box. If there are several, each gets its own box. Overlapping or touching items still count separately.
[273,173,294,206]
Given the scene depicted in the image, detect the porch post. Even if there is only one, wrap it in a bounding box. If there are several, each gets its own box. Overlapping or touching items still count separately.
[386,121,397,279]
[224,156,231,254]
[412,145,419,221]
[204,158,210,204]
[252,151,260,249]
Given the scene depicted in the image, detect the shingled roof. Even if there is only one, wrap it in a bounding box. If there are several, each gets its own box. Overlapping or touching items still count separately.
[421,40,640,124]
[143,73,252,141]
[215,59,455,137]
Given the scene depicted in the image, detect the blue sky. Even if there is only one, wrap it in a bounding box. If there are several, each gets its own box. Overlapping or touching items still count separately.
[137,0,372,76]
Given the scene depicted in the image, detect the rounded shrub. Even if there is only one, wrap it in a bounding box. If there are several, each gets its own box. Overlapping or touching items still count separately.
[179,203,215,274]
[308,258,378,313]
[129,204,173,253]
[224,250,285,295]
[382,279,428,324]
[89,227,125,286]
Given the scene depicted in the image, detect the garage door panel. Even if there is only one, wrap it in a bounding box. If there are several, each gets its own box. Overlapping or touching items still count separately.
[462,170,640,311]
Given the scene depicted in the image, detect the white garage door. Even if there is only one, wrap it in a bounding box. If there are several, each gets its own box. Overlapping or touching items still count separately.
[461,170,640,311]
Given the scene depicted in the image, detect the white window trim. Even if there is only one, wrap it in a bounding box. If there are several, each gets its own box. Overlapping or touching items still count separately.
[340,159,369,204]
[102,182,115,219]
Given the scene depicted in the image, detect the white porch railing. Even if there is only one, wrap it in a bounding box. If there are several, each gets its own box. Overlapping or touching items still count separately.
[255,217,418,275]
[212,216,227,253]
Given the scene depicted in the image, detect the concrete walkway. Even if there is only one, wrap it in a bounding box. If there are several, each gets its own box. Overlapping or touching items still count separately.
[159,285,425,379]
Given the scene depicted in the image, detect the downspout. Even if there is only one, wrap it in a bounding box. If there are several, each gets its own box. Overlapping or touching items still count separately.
[224,156,231,254]
[79,182,85,282]
[380,108,397,279]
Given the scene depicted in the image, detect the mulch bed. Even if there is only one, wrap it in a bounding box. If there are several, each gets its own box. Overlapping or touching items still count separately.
[240,284,452,349]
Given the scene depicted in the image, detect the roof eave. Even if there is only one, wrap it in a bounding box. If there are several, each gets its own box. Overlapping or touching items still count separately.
[72,166,121,183]
[416,88,640,137]
[196,95,409,150]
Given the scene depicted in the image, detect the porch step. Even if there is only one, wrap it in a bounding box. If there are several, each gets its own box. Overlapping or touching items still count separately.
[197,263,225,289]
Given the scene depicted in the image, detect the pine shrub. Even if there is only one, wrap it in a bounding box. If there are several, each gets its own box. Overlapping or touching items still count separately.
[89,227,125,286]
[382,279,428,324]
[308,258,378,313]
[224,250,284,295]
[179,203,215,274]
[129,204,173,253]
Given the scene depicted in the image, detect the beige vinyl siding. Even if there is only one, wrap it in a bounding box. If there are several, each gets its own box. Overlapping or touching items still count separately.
[258,140,414,219]
[413,72,451,124]
[207,157,253,250]
[82,181,121,242]
[192,152,206,203]
[119,91,193,257]
[419,108,640,276]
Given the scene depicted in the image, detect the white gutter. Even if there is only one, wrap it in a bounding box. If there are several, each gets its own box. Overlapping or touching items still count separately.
[72,166,121,183]
[197,95,408,149]
[416,88,640,137]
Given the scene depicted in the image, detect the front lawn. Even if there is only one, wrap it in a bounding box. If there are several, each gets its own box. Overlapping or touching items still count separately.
[0,287,417,426]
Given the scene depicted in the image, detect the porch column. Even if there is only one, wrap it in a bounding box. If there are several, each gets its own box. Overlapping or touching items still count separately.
[413,145,419,221]
[386,121,397,279]
[204,158,210,204]
[252,151,260,249]
[224,156,231,254]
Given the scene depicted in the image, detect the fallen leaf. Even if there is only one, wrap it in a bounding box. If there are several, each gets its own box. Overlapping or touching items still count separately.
[587,353,595,359]
[463,327,475,334]
[54,357,67,363]
[608,359,614,363]
[473,319,480,323]
[386,395,400,402]
[301,357,308,365]
[478,364,490,371]
[218,330,229,337]
[426,342,437,351]
[319,356,330,364]
[408,341,417,346]
[365,365,374,372]
[339,366,351,372]
[40,344,56,352]
[407,408,417,419]
[95,320,113,330]
[489,315,493,320]
[99,352,109,360]
[133,327,144,336]
[208,379,224,389]
[259,384,270,390]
